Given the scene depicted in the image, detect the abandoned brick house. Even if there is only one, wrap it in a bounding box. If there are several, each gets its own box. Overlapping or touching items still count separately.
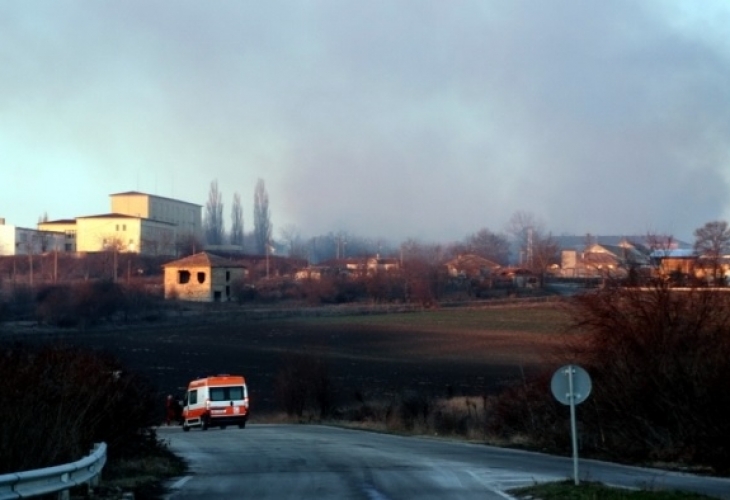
[163,251,246,302]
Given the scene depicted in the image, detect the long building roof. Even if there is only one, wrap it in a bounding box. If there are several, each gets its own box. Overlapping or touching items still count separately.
[109,190,202,207]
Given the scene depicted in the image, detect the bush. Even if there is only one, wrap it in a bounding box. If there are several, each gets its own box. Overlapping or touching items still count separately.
[567,284,730,470]
[34,281,166,327]
[5,285,35,321]
[35,285,76,326]
[488,283,730,472]
[275,352,334,418]
[0,343,160,474]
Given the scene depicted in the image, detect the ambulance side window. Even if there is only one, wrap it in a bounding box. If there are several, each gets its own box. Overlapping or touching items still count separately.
[188,390,198,405]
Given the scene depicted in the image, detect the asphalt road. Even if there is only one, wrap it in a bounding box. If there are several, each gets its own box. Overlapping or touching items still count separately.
[158,425,730,500]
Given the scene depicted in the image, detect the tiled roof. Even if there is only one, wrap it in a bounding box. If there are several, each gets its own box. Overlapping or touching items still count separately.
[163,252,246,268]
[445,254,501,269]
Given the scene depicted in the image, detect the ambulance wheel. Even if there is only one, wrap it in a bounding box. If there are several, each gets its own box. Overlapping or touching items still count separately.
[238,421,246,429]
[220,425,227,430]
[201,416,210,431]
[183,424,190,432]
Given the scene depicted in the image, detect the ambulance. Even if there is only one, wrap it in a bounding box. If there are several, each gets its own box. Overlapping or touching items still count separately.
[181,375,249,431]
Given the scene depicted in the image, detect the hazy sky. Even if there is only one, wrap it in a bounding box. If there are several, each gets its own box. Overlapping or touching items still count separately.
[2,1,729,244]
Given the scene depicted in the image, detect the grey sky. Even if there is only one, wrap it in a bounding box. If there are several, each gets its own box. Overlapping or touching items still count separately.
[2,1,729,244]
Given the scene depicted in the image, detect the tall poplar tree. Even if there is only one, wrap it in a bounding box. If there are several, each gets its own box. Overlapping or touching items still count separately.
[253,179,272,254]
[230,192,244,247]
[204,180,224,245]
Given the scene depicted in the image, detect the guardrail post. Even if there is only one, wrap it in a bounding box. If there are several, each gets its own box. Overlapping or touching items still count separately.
[88,443,102,494]
[57,471,70,500]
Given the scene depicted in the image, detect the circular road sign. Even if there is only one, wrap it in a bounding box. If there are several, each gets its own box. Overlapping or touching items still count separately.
[551,365,592,406]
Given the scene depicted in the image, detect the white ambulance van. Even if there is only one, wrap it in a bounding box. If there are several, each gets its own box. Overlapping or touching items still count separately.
[182,375,249,431]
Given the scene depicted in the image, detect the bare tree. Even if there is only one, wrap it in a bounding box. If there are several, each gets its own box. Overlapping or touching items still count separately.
[530,233,559,284]
[398,239,448,305]
[230,192,244,248]
[175,232,203,257]
[507,211,558,283]
[253,179,272,254]
[204,180,224,245]
[99,234,126,282]
[506,210,545,267]
[642,232,677,283]
[279,224,307,259]
[463,228,510,265]
[693,220,730,285]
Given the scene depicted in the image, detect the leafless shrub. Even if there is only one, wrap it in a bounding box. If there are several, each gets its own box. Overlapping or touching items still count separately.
[5,285,35,320]
[33,281,165,327]
[0,343,159,474]
[487,373,568,451]
[275,352,334,418]
[563,283,730,470]
[35,285,76,326]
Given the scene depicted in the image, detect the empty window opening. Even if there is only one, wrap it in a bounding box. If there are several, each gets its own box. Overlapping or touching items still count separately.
[197,272,206,284]
[178,270,191,284]
[226,271,230,281]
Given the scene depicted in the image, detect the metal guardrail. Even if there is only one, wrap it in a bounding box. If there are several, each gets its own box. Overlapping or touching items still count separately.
[0,442,107,500]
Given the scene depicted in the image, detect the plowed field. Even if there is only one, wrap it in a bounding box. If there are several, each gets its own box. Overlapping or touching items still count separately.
[50,305,574,415]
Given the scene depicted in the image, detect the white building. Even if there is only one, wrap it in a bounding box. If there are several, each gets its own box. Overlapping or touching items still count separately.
[0,218,65,256]
[36,191,202,256]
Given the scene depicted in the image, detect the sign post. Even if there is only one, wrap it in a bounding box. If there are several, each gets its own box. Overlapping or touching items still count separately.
[551,364,592,485]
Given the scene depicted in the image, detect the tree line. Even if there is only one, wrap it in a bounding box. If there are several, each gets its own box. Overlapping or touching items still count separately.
[203,181,559,272]
[203,178,272,255]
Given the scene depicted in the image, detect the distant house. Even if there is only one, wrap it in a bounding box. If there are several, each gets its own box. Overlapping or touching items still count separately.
[163,252,246,302]
[307,256,400,279]
[560,240,651,278]
[366,257,400,274]
[445,254,501,279]
[494,267,538,288]
[294,266,328,280]
[650,248,697,280]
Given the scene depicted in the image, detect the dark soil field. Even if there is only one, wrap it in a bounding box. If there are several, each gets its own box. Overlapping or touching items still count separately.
[27,304,574,417]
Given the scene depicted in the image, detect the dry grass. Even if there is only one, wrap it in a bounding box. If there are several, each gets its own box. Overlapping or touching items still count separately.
[510,481,719,499]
